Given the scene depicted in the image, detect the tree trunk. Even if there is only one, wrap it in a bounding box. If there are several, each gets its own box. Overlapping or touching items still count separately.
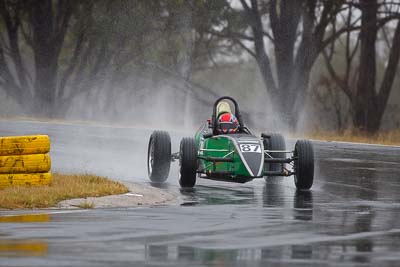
[351,0,400,134]
[29,1,55,115]
[352,0,378,132]
[29,0,72,116]
[270,0,303,127]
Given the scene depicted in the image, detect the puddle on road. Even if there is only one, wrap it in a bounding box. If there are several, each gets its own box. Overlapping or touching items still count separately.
[144,244,316,264]
[176,178,296,207]
[141,240,387,266]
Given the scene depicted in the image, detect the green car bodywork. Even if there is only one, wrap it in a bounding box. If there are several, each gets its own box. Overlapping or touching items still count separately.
[195,123,265,183]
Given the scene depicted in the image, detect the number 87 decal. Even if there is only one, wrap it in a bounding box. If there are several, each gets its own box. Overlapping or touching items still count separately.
[239,144,261,153]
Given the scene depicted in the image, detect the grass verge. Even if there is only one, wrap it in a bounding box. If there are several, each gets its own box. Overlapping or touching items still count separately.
[76,200,95,209]
[306,130,400,146]
[0,173,129,210]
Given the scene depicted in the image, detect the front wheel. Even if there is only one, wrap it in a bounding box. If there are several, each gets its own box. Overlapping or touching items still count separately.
[294,140,314,190]
[179,137,197,188]
[147,131,171,183]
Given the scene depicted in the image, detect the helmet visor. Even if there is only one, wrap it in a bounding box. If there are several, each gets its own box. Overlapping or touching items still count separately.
[218,122,238,133]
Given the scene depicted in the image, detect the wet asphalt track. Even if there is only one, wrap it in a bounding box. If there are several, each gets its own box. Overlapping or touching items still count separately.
[1,120,400,266]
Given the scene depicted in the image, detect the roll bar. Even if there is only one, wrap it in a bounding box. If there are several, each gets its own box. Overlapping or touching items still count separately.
[211,96,245,134]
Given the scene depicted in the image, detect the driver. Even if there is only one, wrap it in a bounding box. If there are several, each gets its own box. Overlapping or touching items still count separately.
[217,112,239,134]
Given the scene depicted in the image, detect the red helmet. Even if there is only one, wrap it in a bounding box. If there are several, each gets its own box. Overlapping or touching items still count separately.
[217,113,239,134]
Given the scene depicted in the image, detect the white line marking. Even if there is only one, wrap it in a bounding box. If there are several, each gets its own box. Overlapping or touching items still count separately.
[126,193,143,197]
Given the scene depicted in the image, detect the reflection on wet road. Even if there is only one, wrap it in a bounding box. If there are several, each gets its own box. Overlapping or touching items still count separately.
[0,214,49,258]
[1,120,400,266]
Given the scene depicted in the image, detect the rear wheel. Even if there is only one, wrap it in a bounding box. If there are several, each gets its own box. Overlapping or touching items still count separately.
[264,133,286,179]
[147,131,171,183]
[179,137,197,188]
[294,140,314,190]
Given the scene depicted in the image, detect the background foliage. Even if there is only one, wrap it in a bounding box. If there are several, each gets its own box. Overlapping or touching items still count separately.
[0,0,399,134]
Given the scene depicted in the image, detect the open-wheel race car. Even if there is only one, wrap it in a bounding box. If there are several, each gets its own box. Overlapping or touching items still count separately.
[147,96,314,189]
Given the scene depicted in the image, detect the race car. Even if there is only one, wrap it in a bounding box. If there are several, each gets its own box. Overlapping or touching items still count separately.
[147,96,314,189]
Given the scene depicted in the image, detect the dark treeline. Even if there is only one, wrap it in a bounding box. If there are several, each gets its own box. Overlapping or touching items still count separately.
[0,0,399,134]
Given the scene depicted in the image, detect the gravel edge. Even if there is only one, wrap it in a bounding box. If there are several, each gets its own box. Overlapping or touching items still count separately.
[57,181,177,209]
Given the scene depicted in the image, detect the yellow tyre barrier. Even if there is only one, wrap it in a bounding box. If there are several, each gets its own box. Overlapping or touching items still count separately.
[0,172,52,188]
[0,135,50,156]
[0,153,50,174]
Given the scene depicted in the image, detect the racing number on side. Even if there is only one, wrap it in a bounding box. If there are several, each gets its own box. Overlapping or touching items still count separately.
[239,144,261,153]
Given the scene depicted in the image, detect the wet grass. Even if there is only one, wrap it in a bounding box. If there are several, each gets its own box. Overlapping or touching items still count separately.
[307,130,400,146]
[0,173,129,209]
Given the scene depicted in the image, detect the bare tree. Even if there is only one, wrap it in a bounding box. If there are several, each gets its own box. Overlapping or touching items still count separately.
[323,0,400,133]
[0,0,89,116]
[0,0,228,119]
[210,0,347,129]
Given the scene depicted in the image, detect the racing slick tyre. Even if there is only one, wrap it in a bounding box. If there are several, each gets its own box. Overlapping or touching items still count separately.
[294,140,314,190]
[264,133,286,179]
[147,131,171,183]
[179,137,197,188]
